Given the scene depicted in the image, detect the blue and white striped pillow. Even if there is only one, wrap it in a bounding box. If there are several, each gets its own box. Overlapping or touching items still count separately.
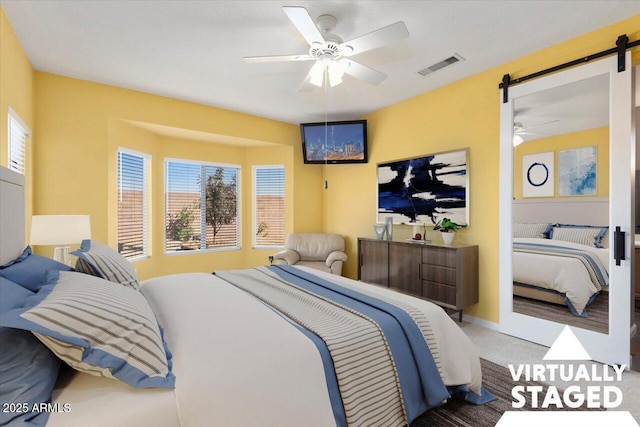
[0,271,175,389]
[71,240,139,291]
[551,225,608,248]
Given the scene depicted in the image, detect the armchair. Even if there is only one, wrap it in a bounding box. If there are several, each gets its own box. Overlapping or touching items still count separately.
[273,233,347,275]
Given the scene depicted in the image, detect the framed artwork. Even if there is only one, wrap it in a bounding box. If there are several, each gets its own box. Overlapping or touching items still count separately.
[522,152,554,198]
[377,148,468,226]
[559,146,597,196]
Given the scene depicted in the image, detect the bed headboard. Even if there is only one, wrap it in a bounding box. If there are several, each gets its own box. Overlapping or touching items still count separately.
[512,197,609,226]
[0,166,25,264]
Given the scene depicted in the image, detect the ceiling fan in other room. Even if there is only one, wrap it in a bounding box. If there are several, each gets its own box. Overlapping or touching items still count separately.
[513,120,559,146]
[243,6,409,90]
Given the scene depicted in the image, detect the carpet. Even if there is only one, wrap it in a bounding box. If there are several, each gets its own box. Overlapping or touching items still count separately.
[410,358,598,427]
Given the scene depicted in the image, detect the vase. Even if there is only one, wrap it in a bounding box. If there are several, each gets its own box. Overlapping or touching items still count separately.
[373,224,386,240]
[385,217,393,241]
[441,232,455,245]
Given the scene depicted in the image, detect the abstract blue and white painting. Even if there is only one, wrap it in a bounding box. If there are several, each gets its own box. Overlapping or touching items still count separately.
[377,149,468,225]
[559,146,597,196]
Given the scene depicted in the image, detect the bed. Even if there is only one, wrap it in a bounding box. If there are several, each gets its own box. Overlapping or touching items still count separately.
[0,166,492,426]
[512,199,610,317]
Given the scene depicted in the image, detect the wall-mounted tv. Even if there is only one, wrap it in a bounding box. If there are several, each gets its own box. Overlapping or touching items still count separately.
[300,120,368,164]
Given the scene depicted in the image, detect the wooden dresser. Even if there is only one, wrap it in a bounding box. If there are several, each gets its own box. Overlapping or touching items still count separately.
[357,238,479,321]
[635,247,640,302]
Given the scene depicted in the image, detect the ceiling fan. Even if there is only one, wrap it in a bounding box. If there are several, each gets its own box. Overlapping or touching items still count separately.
[513,120,559,146]
[243,6,409,90]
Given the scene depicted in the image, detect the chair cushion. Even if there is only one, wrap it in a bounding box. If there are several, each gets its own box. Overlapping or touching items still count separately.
[285,234,345,261]
[295,261,332,273]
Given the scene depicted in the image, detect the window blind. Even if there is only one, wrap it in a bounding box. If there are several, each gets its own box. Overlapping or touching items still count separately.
[117,150,150,259]
[165,160,240,253]
[8,111,30,175]
[254,166,285,247]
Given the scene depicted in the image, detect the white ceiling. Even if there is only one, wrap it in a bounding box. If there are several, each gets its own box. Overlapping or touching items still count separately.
[2,1,639,126]
[514,73,610,143]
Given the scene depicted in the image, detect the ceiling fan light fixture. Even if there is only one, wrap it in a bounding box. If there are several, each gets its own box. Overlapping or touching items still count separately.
[513,134,524,147]
[310,70,324,87]
[329,70,343,87]
[328,61,345,87]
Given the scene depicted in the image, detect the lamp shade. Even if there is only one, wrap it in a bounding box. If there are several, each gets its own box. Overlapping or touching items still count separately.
[30,215,91,245]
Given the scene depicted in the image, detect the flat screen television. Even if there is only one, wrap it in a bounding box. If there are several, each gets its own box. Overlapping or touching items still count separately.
[300,120,368,164]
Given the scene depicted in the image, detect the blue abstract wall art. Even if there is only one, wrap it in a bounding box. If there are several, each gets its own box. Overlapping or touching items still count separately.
[377,149,468,225]
[559,146,597,196]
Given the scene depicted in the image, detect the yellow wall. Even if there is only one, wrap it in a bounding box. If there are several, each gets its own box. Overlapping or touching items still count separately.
[3,4,639,322]
[0,7,34,225]
[33,72,323,279]
[513,126,609,199]
[322,15,640,323]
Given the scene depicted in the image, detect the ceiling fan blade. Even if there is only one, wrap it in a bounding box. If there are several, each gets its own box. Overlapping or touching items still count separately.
[243,54,313,63]
[517,131,547,136]
[283,6,325,46]
[523,119,560,130]
[340,21,409,56]
[341,59,387,85]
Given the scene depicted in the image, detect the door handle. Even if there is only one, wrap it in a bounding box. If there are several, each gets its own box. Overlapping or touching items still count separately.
[614,226,625,266]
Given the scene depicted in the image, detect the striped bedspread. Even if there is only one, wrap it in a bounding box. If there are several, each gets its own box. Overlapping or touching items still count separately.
[513,242,608,291]
[215,265,452,427]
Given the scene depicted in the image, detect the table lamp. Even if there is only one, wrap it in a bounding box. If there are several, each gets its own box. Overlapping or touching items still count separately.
[30,215,91,265]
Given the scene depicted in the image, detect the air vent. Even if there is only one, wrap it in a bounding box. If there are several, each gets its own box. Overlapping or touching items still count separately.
[418,54,465,76]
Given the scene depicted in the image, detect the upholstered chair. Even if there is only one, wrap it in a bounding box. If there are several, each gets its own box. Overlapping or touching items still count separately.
[273,233,347,275]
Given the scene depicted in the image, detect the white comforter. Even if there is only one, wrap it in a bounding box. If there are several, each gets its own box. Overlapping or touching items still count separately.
[513,238,609,315]
[48,267,483,427]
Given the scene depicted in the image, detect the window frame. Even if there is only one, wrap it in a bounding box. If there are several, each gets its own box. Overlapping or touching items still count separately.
[8,107,31,175]
[252,165,286,249]
[164,158,242,255]
[117,147,151,261]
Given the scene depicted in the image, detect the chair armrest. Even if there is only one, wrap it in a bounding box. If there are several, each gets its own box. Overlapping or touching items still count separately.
[325,251,347,267]
[273,249,300,265]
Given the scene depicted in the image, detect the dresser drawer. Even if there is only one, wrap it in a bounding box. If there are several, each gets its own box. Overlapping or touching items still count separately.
[422,246,456,267]
[421,264,456,286]
[423,281,456,306]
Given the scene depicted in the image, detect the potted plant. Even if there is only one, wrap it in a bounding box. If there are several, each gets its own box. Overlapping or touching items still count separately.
[433,217,465,245]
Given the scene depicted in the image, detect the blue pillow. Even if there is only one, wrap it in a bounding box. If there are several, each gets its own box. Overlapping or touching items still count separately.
[0,328,61,426]
[0,246,73,292]
[0,279,59,426]
[0,277,34,314]
[0,271,175,389]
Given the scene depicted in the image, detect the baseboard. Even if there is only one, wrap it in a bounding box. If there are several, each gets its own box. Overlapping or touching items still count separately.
[455,313,501,331]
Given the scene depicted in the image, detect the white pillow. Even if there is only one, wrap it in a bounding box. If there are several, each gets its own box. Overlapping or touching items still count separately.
[551,226,608,248]
[513,223,551,239]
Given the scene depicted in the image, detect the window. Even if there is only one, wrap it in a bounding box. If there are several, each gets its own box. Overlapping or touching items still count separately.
[8,108,30,174]
[253,166,285,248]
[117,148,151,260]
[165,160,240,253]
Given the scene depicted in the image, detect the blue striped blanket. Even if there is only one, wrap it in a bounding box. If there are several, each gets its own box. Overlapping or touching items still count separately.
[215,265,493,427]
